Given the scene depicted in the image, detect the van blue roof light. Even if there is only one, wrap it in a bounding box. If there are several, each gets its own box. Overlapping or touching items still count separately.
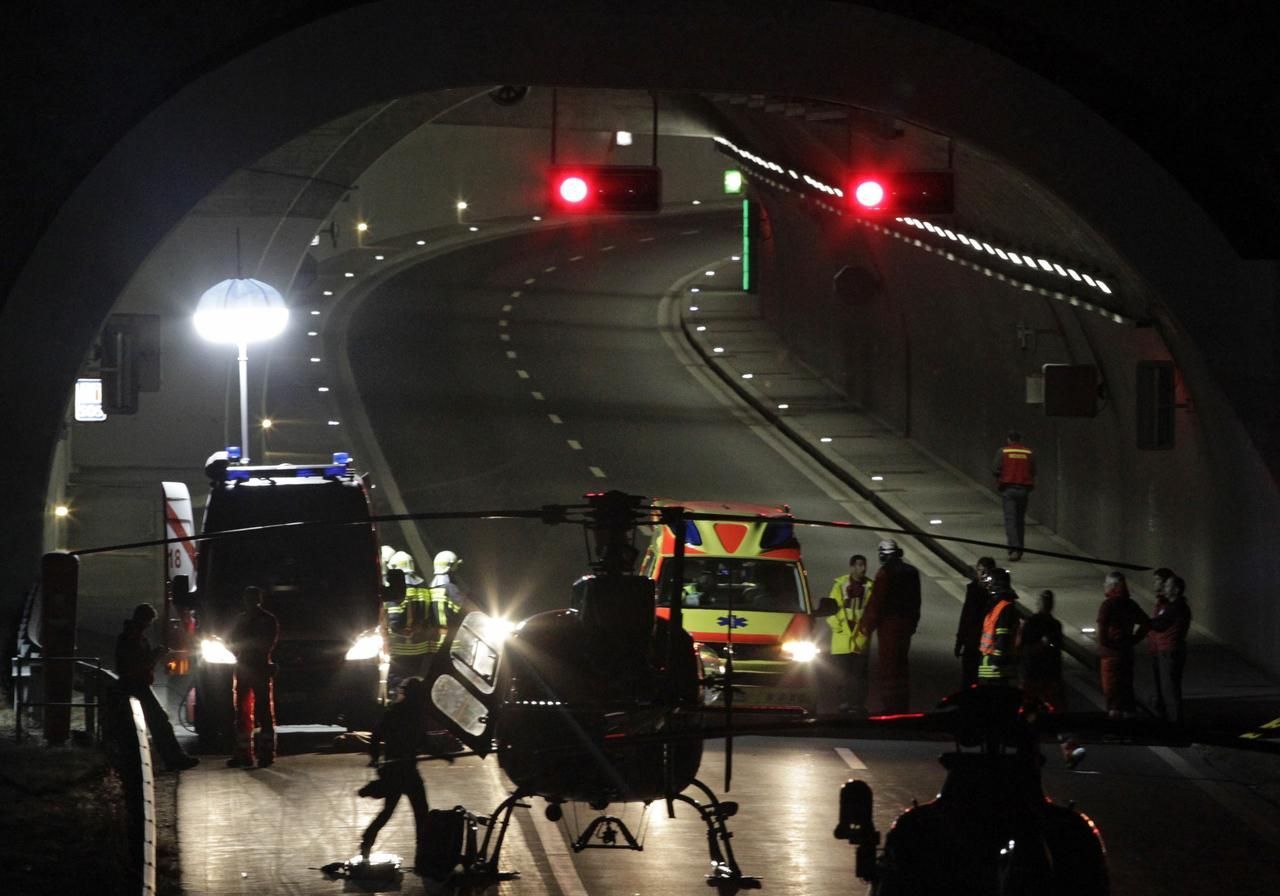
[333,452,350,466]
[323,464,347,477]
[227,468,250,481]
[296,467,316,478]
[227,446,242,461]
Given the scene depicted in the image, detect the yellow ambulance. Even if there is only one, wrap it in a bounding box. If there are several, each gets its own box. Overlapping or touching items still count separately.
[640,500,819,712]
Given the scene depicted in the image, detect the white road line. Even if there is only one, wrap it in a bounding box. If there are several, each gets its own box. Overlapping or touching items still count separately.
[680,229,701,235]
[502,304,512,312]
[500,334,510,342]
[544,265,557,273]
[548,414,562,424]
[569,255,584,262]
[530,806,590,896]
[600,245,615,252]
[516,369,530,379]
[506,351,517,359]
[639,236,656,242]
[589,466,607,478]
[524,277,536,285]
[567,440,582,450]
[531,391,545,401]
[498,319,508,327]
[511,290,522,298]
[836,747,867,770]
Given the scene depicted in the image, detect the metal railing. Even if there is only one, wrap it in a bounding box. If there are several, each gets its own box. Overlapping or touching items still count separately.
[10,654,105,742]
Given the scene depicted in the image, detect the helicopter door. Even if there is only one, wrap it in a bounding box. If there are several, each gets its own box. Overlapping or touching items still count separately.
[424,610,505,757]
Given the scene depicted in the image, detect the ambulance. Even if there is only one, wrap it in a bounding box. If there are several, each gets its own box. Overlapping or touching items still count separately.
[641,501,819,712]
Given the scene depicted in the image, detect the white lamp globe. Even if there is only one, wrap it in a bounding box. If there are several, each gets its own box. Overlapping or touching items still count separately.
[193,278,289,345]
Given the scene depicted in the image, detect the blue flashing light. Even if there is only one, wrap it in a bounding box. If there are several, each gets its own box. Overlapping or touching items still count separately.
[760,522,796,550]
[333,451,351,466]
[323,464,346,477]
[296,467,316,478]
[227,469,250,481]
[668,520,702,547]
[227,446,242,461]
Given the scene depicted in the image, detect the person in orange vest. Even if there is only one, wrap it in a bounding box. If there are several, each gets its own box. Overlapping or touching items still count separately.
[977,568,1021,684]
[992,430,1036,561]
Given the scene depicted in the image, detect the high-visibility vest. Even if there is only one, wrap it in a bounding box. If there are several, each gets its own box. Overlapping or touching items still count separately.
[979,599,1018,680]
[389,585,441,656]
[827,575,870,655]
[997,444,1035,487]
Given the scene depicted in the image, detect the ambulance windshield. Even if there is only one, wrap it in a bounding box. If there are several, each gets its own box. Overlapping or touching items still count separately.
[658,557,805,612]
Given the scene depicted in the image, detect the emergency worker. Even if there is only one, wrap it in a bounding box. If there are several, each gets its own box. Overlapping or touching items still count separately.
[1095,571,1150,719]
[827,554,871,715]
[427,550,468,640]
[977,568,1021,684]
[955,556,996,688]
[385,551,434,684]
[1022,589,1065,710]
[226,585,279,768]
[1147,574,1192,723]
[114,603,199,770]
[992,430,1036,561]
[859,539,922,713]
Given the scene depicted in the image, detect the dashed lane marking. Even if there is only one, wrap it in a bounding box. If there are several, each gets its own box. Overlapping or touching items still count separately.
[502,304,512,312]
[516,369,530,379]
[567,440,582,450]
[498,320,508,327]
[500,334,510,342]
[548,414,562,424]
[531,391,545,401]
[601,245,615,252]
[836,747,867,770]
[544,266,557,273]
[680,229,701,235]
[639,236,656,242]
[511,290,522,298]
[506,351,517,359]
[524,277,536,285]
[569,255,584,262]
[589,466,607,478]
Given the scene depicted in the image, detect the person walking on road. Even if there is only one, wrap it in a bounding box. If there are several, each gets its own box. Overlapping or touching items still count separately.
[1147,574,1192,724]
[955,556,996,688]
[827,554,872,715]
[859,539,922,713]
[114,603,199,771]
[227,585,279,768]
[992,431,1036,561]
[977,568,1021,685]
[359,676,434,866]
[1095,572,1150,719]
[1021,589,1066,711]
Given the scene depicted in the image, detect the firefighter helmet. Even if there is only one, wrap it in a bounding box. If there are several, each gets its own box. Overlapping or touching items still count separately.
[387,551,417,577]
[877,539,901,561]
[433,550,461,574]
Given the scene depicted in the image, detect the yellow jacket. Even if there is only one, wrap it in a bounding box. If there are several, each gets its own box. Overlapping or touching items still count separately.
[827,575,871,655]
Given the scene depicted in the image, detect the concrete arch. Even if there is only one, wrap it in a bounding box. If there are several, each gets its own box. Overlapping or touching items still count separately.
[2,1,1269,634]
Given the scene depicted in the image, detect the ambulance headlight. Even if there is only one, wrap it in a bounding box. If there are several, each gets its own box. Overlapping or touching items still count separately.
[345,631,385,661]
[781,640,820,663]
[200,638,237,664]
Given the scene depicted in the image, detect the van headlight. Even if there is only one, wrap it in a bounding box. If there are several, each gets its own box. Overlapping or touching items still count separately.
[781,640,820,663]
[200,638,237,664]
[345,631,384,661]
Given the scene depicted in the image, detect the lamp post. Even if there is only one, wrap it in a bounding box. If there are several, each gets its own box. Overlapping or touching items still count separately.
[193,277,288,462]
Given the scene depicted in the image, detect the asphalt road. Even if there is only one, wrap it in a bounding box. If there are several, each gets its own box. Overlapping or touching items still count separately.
[313,212,1280,894]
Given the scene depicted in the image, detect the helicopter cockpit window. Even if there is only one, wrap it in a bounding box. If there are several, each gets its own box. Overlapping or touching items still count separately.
[659,558,804,612]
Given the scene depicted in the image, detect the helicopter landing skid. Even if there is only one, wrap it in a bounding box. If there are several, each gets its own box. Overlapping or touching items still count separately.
[464,791,528,881]
[671,778,760,888]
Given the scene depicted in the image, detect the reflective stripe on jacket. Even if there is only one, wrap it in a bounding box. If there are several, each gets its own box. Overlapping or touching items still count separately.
[995,444,1036,487]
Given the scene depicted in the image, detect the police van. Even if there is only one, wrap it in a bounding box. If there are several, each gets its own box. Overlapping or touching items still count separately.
[163,449,385,747]
[640,500,819,712]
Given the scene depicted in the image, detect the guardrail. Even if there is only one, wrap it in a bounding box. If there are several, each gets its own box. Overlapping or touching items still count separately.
[10,654,104,742]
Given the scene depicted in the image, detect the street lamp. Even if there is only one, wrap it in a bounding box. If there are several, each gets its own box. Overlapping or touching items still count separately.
[193,277,288,462]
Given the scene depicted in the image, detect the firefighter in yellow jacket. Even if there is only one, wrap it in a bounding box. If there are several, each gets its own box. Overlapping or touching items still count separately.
[827,554,872,715]
[384,550,435,685]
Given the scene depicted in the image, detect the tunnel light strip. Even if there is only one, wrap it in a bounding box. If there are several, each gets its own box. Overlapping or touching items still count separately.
[714,136,1129,324]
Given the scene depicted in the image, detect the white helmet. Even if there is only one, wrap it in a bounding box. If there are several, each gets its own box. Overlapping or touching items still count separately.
[380,545,396,571]
[433,550,460,574]
[387,551,417,576]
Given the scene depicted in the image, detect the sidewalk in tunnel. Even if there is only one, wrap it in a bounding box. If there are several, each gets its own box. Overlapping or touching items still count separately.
[679,287,1280,732]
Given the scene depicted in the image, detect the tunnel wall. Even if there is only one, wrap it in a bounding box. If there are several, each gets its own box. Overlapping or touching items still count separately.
[755,189,1280,675]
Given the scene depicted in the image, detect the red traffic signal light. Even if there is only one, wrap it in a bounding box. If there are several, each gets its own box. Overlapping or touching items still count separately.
[847,171,954,215]
[548,165,662,214]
